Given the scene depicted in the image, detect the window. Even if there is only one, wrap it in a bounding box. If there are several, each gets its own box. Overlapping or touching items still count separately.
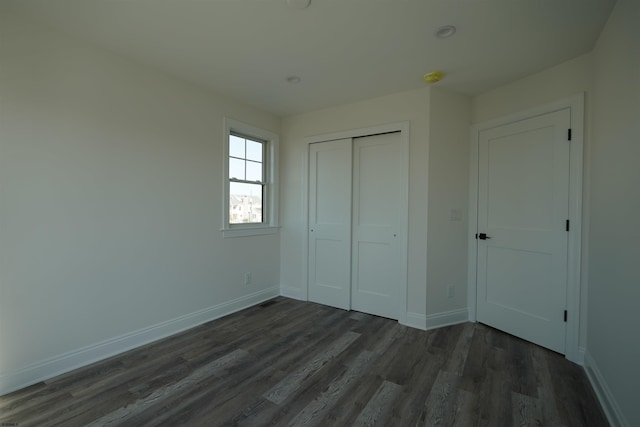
[229,133,265,224]
[222,118,278,237]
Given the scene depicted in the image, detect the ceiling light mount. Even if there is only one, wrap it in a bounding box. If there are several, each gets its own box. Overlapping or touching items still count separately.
[435,25,456,39]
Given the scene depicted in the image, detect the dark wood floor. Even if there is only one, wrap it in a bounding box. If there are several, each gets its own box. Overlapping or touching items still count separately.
[0,297,608,426]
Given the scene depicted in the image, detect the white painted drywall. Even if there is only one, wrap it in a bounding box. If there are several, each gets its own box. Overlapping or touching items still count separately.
[426,88,471,314]
[279,88,430,317]
[0,11,280,393]
[587,0,640,425]
[471,53,594,124]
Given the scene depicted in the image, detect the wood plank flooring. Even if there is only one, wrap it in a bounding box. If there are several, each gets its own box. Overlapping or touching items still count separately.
[0,297,608,426]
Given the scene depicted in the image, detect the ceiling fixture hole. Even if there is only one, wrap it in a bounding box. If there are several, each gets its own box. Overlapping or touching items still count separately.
[287,0,311,9]
[286,76,301,84]
[435,25,456,39]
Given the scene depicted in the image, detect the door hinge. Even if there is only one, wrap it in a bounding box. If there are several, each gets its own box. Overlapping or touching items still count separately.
[566,219,570,231]
[568,129,572,141]
[564,310,568,322]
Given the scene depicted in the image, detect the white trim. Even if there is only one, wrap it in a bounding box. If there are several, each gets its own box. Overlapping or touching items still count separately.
[425,309,469,330]
[303,122,409,145]
[402,312,429,330]
[221,225,279,238]
[565,95,585,364]
[0,287,279,397]
[585,352,630,427]
[398,124,410,326]
[301,135,311,302]
[302,122,410,325]
[222,118,279,237]
[402,309,469,331]
[467,125,480,323]
[467,93,585,363]
[279,285,306,300]
[576,346,586,366]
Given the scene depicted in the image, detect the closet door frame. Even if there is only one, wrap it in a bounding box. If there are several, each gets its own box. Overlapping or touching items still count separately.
[302,122,410,324]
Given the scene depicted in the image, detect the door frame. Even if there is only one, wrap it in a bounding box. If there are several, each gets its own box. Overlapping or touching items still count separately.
[467,94,585,363]
[302,122,410,324]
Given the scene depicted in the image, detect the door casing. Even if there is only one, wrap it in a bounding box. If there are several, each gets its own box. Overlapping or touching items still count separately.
[303,122,410,324]
[467,94,585,364]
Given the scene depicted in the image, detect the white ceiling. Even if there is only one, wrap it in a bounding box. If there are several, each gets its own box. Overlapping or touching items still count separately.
[3,0,616,116]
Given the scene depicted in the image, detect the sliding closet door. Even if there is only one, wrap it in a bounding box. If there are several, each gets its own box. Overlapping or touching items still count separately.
[351,132,403,319]
[308,139,352,310]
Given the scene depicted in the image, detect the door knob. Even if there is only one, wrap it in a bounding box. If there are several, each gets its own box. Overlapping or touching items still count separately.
[477,233,491,240]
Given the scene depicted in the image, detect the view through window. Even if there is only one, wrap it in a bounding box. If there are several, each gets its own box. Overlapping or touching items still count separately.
[229,133,265,224]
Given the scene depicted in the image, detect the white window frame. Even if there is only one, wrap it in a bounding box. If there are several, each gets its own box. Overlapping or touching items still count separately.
[222,118,279,238]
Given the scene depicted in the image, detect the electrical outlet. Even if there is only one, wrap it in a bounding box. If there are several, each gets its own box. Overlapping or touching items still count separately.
[244,272,252,285]
[447,284,455,298]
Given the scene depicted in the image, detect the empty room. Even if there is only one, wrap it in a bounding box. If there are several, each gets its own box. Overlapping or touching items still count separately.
[0,0,638,426]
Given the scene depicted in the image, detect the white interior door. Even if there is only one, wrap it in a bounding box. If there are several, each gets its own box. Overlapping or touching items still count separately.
[477,108,571,353]
[351,132,403,320]
[308,139,352,310]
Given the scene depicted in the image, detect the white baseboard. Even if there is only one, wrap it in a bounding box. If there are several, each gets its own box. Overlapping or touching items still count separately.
[584,351,629,427]
[0,286,280,397]
[402,308,468,331]
[576,346,586,366]
[279,285,306,301]
[403,312,428,330]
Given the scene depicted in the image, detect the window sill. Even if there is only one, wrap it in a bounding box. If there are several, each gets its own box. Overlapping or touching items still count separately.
[221,225,279,238]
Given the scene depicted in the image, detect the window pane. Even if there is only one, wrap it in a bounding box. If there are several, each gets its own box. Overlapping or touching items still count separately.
[246,160,263,182]
[229,182,263,224]
[229,157,245,180]
[246,139,263,162]
[229,135,245,158]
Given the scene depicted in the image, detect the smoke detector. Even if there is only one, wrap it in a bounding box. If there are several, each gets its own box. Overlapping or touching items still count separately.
[423,71,444,84]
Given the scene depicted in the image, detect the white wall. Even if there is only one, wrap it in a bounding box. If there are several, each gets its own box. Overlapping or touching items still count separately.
[471,53,593,124]
[587,0,640,425]
[280,88,430,319]
[471,53,593,350]
[426,88,471,315]
[0,11,280,394]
